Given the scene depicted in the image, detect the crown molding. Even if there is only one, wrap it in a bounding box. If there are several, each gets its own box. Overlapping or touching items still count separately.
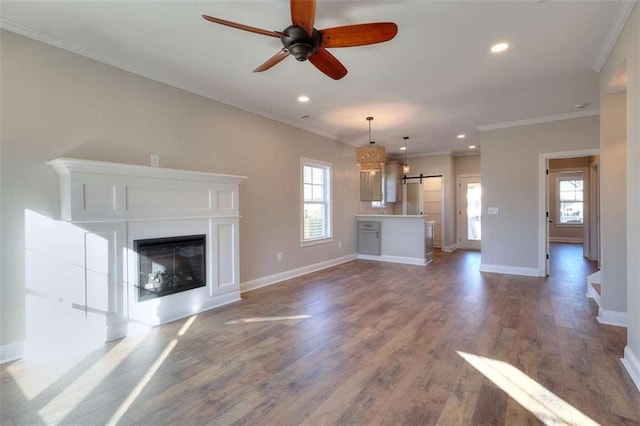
[592,1,637,72]
[477,109,600,132]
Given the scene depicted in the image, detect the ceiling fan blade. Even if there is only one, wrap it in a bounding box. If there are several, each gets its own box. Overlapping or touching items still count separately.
[253,49,291,73]
[320,23,398,48]
[290,0,316,36]
[308,48,347,80]
[202,14,283,38]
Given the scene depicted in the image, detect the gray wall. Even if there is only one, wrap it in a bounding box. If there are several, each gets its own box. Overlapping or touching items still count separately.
[600,1,639,367]
[454,154,480,176]
[479,116,600,272]
[0,31,360,347]
[600,91,627,314]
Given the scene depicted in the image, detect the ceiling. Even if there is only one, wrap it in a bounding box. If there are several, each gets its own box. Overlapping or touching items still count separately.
[0,1,632,156]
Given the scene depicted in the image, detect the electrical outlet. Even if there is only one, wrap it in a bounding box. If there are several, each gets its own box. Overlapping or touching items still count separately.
[488,207,499,215]
[150,155,160,167]
[338,241,342,248]
[277,252,282,261]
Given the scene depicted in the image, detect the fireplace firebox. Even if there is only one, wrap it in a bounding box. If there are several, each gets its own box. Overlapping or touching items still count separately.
[135,234,206,302]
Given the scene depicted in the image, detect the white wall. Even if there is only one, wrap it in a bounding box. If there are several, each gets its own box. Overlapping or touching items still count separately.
[600,2,640,391]
[0,31,360,348]
[479,116,600,274]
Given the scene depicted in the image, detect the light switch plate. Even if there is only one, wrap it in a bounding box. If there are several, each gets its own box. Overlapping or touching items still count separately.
[488,207,499,215]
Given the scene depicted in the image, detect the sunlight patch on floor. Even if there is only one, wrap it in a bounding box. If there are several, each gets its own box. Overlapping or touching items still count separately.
[458,351,598,426]
[107,315,198,424]
[34,339,131,423]
[224,315,312,324]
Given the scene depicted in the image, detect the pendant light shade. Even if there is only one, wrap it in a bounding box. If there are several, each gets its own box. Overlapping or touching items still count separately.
[356,117,386,172]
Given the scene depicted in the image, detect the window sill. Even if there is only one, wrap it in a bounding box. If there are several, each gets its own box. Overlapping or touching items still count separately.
[556,223,583,227]
[300,237,333,247]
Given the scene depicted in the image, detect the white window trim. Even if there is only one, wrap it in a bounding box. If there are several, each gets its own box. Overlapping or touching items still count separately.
[300,157,333,247]
[556,174,584,227]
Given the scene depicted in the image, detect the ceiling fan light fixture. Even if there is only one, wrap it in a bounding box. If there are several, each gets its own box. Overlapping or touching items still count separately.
[356,117,386,172]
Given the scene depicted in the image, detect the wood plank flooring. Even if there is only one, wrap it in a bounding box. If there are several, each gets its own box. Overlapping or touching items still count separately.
[2,244,639,425]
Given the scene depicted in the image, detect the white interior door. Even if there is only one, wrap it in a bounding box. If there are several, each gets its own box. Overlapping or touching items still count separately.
[458,176,481,250]
[423,176,442,248]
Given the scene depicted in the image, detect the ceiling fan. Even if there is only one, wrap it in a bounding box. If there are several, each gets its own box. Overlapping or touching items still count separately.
[202,0,398,80]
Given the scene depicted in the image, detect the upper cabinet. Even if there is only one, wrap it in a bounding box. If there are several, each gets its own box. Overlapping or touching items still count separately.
[360,171,383,201]
[385,162,403,203]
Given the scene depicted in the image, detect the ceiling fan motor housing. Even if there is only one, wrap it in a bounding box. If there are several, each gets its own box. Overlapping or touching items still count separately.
[281,25,322,61]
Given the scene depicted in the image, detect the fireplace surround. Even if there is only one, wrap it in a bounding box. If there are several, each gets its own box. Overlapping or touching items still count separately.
[48,158,247,341]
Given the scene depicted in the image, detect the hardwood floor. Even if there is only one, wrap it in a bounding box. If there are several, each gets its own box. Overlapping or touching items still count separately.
[2,246,639,425]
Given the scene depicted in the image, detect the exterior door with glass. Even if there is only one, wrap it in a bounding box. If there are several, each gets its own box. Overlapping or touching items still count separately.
[458,176,481,250]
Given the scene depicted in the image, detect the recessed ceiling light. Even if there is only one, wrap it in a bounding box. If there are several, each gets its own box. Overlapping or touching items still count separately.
[298,95,310,103]
[457,134,466,139]
[400,146,407,151]
[468,145,477,149]
[490,42,509,53]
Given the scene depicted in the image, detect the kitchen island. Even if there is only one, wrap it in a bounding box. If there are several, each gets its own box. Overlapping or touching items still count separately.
[355,214,435,265]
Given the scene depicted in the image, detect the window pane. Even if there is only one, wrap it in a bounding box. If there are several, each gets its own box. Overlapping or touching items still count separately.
[557,178,583,224]
[304,204,325,239]
[304,184,312,201]
[303,166,312,183]
[312,167,324,185]
[312,184,325,202]
[560,202,583,224]
[302,160,331,243]
[466,182,481,241]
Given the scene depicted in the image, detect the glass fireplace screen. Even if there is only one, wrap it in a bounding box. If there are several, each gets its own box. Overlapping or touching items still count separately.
[135,234,206,302]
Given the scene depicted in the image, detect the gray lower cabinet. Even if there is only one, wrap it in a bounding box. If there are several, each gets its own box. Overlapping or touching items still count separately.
[425,221,434,263]
[358,221,381,255]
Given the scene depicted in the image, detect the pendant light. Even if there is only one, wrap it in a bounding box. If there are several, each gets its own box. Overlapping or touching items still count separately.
[355,116,386,172]
[402,136,410,174]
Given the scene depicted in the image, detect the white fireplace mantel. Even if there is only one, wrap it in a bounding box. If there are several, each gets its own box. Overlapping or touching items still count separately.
[46,158,247,342]
[47,158,247,222]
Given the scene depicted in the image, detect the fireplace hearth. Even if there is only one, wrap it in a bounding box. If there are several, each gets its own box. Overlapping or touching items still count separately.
[135,234,206,302]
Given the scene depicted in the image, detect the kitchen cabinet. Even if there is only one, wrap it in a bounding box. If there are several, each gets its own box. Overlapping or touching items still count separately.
[425,220,435,264]
[360,171,383,201]
[358,221,381,255]
[385,162,403,203]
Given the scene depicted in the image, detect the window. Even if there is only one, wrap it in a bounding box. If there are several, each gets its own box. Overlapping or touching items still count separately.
[301,158,332,246]
[558,177,583,224]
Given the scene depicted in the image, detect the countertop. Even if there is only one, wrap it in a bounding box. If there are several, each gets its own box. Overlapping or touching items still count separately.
[355,214,424,218]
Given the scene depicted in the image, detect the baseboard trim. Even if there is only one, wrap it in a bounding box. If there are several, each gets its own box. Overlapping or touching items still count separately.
[621,346,640,392]
[586,284,602,307]
[0,340,24,365]
[549,237,583,244]
[357,254,426,266]
[585,271,601,306]
[596,308,627,327]
[479,264,541,277]
[240,254,357,293]
[442,244,457,253]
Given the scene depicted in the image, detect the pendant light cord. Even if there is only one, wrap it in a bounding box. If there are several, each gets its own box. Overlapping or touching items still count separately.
[367,116,374,146]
